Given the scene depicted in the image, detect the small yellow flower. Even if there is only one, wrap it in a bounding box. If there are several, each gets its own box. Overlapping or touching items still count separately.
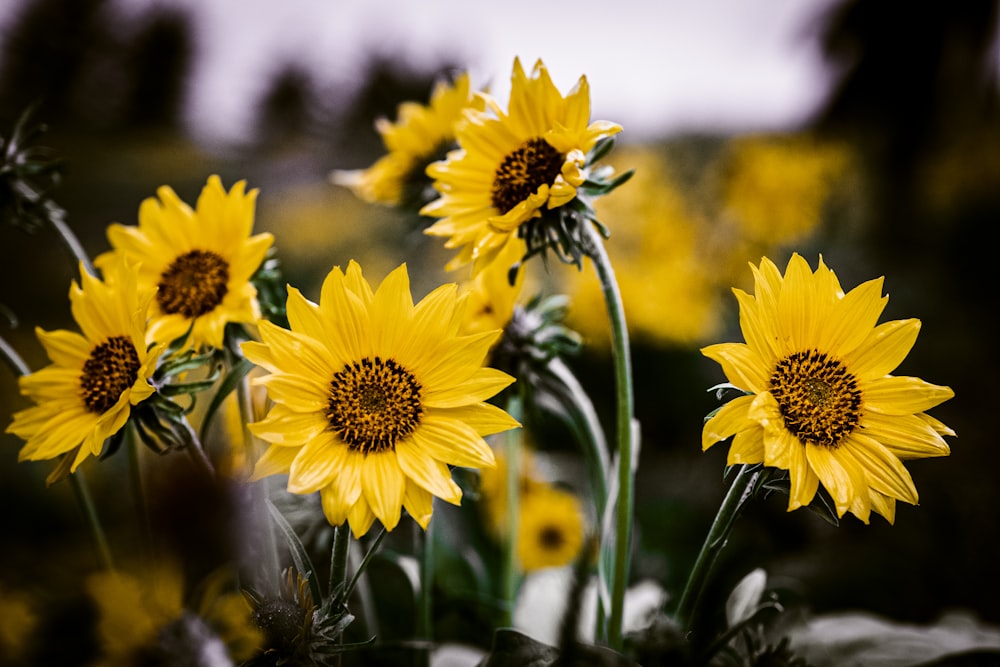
[477,446,545,539]
[96,175,274,349]
[242,261,520,537]
[702,254,955,523]
[422,57,621,273]
[6,257,161,475]
[333,72,485,208]
[517,484,586,572]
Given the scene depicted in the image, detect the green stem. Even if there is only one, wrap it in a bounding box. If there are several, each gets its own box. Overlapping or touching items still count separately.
[329,522,352,596]
[544,357,610,519]
[345,526,387,599]
[0,332,31,377]
[673,465,760,634]
[50,209,96,277]
[70,470,115,571]
[2,333,115,570]
[417,511,434,667]
[127,425,155,562]
[500,393,523,628]
[582,222,636,650]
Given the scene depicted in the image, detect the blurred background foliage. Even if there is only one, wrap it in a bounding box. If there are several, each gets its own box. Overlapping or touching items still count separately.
[2,0,1000,663]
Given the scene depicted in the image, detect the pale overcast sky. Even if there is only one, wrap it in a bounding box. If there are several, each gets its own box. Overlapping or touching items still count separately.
[4,0,846,144]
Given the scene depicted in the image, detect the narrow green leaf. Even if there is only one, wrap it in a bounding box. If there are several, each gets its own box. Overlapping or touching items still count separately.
[199,357,254,443]
[265,498,323,605]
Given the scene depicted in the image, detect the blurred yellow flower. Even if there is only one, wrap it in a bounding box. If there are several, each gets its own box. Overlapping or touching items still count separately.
[6,257,161,476]
[0,584,37,663]
[333,72,485,208]
[561,147,723,347]
[702,254,955,524]
[478,446,545,539]
[242,261,520,537]
[517,484,586,572]
[720,134,849,249]
[422,57,622,273]
[86,564,261,666]
[96,175,273,349]
[459,238,527,338]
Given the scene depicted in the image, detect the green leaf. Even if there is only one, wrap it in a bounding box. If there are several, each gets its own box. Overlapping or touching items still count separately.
[584,136,617,168]
[199,357,254,444]
[265,498,323,606]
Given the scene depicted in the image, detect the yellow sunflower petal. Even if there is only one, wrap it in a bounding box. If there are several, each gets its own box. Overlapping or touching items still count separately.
[348,494,378,538]
[403,481,435,529]
[841,433,919,505]
[395,441,462,503]
[410,414,495,468]
[844,318,921,381]
[362,452,405,530]
[288,435,347,494]
[863,376,954,415]
[702,394,755,450]
[861,412,951,460]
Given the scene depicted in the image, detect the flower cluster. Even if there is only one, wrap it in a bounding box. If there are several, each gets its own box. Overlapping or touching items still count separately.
[1,52,963,667]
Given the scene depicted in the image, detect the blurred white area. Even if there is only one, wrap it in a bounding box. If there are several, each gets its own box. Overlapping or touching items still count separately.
[1,0,844,143]
[513,566,667,645]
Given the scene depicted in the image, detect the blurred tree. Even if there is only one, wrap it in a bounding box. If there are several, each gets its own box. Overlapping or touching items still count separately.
[120,9,193,131]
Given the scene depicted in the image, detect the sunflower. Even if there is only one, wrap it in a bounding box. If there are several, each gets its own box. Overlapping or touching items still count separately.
[242,261,520,537]
[517,484,586,572]
[332,72,484,208]
[702,254,955,524]
[7,257,161,476]
[421,57,622,273]
[95,175,274,350]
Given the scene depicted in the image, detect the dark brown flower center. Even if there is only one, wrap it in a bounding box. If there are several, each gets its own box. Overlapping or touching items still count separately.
[325,356,423,454]
[538,525,566,551]
[490,137,565,214]
[769,349,862,448]
[80,335,141,413]
[157,249,230,318]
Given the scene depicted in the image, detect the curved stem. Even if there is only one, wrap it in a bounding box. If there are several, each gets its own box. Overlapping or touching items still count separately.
[0,332,31,377]
[543,357,610,519]
[49,209,96,277]
[582,221,636,650]
[673,465,760,633]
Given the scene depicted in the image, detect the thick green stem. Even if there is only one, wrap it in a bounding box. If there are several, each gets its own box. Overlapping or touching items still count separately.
[329,522,352,595]
[673,465,760,633]
[69,471,115,571]
[583,222,636,650]
[500,393,523,628]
